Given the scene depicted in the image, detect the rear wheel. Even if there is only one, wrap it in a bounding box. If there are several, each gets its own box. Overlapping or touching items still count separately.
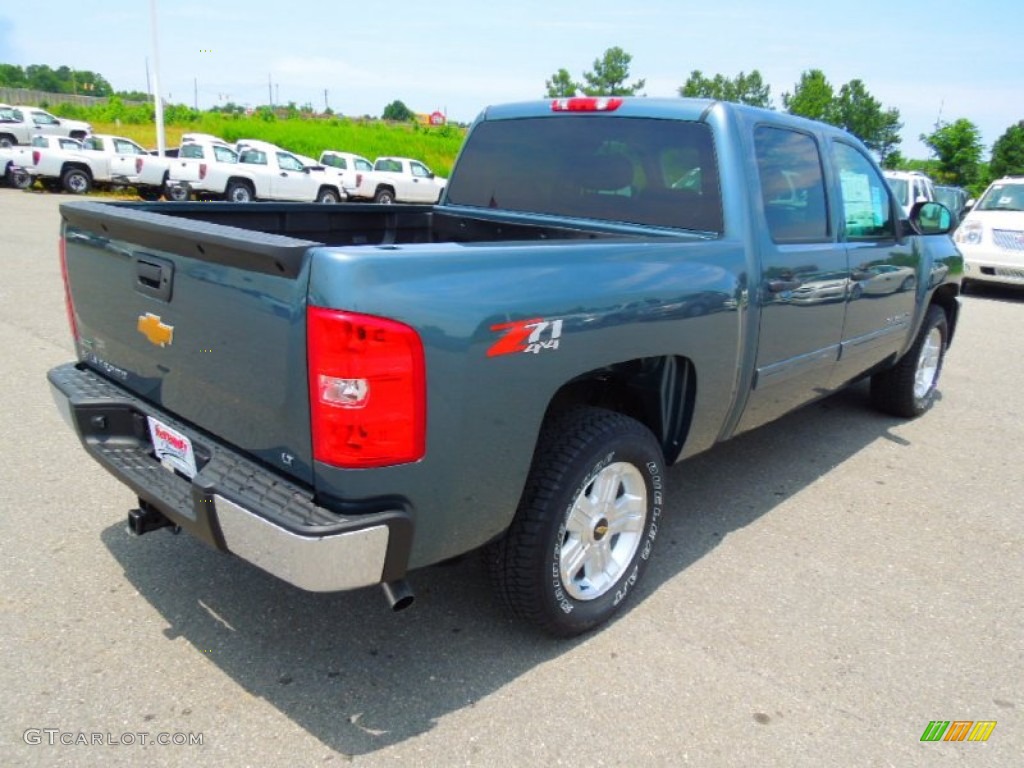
[870,305,948,417]
[486,407,665,636]
[316,186,340,203]
[166,184,190,202]
[0,134,15,148]
[374,187,395,204]
[62,167,92,195]
[225,180,254,203]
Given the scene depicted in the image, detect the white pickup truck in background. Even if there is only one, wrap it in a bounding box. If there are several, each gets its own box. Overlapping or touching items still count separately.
[350,156,447,204]
[318,150,374,199]
[165,137,240,201]
[221,141,344,203]
[1,134,70,187]
[22,133,170,198]
[0,104,92,147]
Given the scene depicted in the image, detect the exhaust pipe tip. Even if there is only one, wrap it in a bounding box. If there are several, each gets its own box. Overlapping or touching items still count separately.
[381,579,415,612]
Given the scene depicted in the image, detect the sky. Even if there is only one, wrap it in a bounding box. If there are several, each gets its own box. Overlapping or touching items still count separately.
[0,0,1021,159]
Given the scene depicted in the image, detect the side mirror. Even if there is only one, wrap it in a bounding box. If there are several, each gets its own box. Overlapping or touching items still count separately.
[427,172,435,179]
[908,201,953,235]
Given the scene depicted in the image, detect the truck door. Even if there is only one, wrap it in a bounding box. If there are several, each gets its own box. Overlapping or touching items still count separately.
[736,125,848,433]
[829,140,920,385]
[409,160,436,202]
[81,136,113,178]
[110,138,143,179]
[271,151,312,200]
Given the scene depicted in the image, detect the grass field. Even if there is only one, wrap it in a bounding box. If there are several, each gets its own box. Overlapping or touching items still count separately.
[85,114,466,177]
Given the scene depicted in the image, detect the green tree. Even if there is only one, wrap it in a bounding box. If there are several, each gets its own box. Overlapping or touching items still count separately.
[0,63,27,87]
[989,121,1024,179]
[920,118,984,187]
[25,64,62,92]
[782,69,835,122]
[679,69,772,108]
[382,99,414,122]
[545,68,580,98]
[833,80,902,162]
[581,46,645,96]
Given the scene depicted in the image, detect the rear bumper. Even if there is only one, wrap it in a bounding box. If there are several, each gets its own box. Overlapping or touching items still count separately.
[47,362,413,592]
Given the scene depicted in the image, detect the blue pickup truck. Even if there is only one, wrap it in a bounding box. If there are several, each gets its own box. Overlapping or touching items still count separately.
[48,97,962,636]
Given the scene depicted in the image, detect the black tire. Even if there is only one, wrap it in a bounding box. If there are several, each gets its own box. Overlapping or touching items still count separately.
[7,168,32,190]
[0,134,14,148]
[486,407,665,636]
[899,276,916,292]
[849,283,863,300]
[225,180,254,203]
[166,184,190,202]
[374,187,395,204]
[870,305,948,418]
[316,186,340,203]
[62,167,92,195]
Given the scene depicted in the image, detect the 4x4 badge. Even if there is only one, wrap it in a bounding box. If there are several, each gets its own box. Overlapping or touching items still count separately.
[137,313,174,347]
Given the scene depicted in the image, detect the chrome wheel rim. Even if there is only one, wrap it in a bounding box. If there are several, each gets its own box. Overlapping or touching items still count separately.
[560,462,647,601]
[68,174,87,193]
[914,327,942,399]
[230,188,250,202]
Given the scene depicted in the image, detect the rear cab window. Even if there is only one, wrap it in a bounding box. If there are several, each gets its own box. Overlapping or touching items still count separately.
[445,116,723,232]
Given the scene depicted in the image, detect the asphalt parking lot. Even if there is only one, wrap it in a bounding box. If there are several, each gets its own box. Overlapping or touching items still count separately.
[0,187,1020,767]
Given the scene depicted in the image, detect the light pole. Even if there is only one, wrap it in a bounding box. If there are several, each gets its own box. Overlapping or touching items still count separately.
[149,0,166,156]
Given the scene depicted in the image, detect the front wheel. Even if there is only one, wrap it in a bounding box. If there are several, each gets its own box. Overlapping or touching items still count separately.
[870,305,948,418]
[486,407,665,636]
[7,168,32,189]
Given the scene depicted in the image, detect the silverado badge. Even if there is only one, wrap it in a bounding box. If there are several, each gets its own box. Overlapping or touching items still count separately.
[137,313,174,347]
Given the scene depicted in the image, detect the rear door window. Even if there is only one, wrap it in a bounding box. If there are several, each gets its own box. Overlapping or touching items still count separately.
[754,126,829,243]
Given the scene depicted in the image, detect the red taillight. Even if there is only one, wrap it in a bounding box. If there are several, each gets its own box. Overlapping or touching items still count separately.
[135,157,144,173]
[59,237,79,342]
[307,308,425,468]
[199,163,208,180]
[355,173,363,187]
[32,150,40,166]
[551,97,624,112]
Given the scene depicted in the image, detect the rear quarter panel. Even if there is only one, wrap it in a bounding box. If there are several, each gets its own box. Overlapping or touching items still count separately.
[308,234,747,567]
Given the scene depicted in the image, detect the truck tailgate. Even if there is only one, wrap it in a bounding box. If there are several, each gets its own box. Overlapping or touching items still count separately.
[60,201,317,485]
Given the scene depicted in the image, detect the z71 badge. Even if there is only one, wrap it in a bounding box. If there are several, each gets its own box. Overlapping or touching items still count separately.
[488,318,563,357]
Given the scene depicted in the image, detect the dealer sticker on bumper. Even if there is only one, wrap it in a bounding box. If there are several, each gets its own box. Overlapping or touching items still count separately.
[147,416,198,479]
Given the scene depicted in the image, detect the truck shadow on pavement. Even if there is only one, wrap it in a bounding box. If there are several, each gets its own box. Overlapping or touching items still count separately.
[99,380,912,757]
